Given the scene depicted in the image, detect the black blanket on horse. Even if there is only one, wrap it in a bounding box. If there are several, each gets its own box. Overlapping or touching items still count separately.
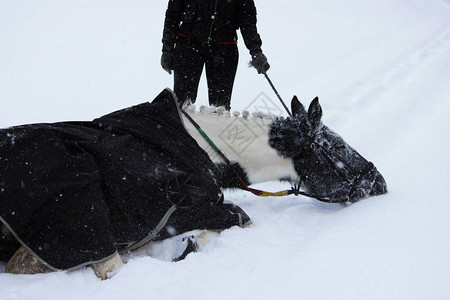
[0,89,246,270]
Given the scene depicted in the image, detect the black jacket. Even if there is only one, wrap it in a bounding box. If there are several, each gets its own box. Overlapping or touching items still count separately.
[162,0,263,55]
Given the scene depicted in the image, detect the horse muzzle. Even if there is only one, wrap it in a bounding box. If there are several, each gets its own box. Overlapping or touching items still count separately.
[347,163,388,203]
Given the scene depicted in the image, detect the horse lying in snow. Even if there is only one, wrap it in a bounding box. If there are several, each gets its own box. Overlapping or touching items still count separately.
[0,89,387,279]
[184,96,387,203]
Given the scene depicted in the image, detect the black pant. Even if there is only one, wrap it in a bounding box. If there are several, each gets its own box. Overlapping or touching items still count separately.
[174,37,239,110]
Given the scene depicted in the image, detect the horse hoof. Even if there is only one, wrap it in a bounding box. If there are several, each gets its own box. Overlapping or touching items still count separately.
[91,252,124,280]
[172,236,199,262]
[172,230,220,262]
[5,246,52,275]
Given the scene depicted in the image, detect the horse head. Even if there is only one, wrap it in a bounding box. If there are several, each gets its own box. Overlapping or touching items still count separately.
[269,96,387,204]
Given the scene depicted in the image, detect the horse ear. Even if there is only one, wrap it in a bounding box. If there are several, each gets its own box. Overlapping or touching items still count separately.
[308,97,322,128]
[291,96,306,119]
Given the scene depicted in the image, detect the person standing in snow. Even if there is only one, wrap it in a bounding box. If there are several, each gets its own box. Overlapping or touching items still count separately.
[161,0,270,110]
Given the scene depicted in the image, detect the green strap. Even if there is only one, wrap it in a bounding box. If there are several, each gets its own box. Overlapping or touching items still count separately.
[181,110,231,165]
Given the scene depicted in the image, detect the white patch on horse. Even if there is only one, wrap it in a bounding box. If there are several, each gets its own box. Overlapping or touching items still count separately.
[182,105,299,185]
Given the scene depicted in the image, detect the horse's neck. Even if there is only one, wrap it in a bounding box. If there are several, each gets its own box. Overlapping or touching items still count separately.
[182,107,299,185]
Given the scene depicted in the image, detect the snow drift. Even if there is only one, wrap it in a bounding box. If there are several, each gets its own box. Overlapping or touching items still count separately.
[1,0,450,299]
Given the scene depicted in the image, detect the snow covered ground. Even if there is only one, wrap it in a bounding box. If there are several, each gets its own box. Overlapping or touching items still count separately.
[1,0,450,299]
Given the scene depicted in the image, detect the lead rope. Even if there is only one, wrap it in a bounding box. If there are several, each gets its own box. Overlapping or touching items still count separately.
[263,73,292,117]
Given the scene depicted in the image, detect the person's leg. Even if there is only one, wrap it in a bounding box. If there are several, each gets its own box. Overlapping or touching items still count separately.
[173,39,205,106]
[205,44,239,110]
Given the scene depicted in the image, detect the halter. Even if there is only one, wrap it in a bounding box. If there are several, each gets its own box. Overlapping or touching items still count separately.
[294,137,378,204]
[183,108,377,204]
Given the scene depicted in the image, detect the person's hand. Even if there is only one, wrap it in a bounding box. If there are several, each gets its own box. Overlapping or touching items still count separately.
[161,51,174,74]
[250,51,270,74]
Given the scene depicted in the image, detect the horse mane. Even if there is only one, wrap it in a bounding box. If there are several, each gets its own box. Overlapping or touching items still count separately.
[182,104,278,122]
